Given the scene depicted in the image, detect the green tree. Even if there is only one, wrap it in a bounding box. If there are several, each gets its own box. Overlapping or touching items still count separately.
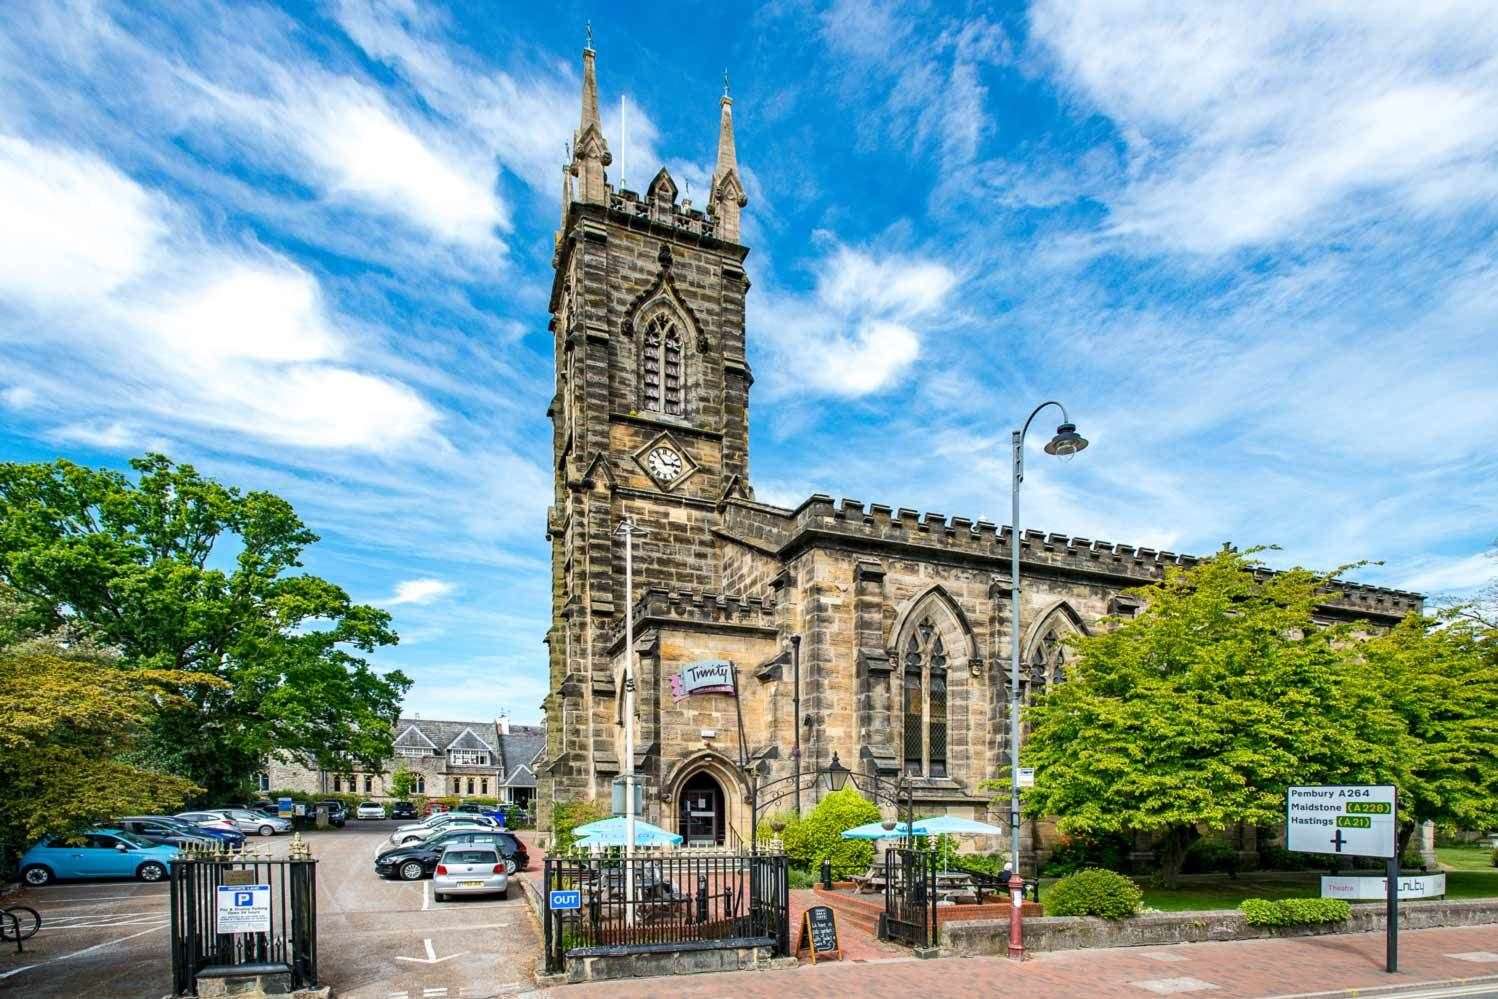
[0,454,411,800]
[1356,612,1498,852]
[390,765,418,799]
[1012,550,1405,885]
[781,787,881,873]
[0,641,215,864]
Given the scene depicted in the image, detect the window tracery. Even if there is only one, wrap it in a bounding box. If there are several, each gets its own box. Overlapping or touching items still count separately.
[641,313,684,416]
[902,617,949,777]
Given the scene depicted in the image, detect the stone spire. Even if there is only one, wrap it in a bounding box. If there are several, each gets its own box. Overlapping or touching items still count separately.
[709,82,748,243]
[571,42,611,205]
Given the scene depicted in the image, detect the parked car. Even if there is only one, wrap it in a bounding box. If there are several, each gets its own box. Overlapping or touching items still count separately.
[423,800,450,817]
[388,815,497,846]
[19,829,181,886]
[176,811,248,837]
[356,801,386,820]
[389,800,418,820]
[316,800,348,827]
[115,816,218,849]
[209,808,292,837]
[433,845,510,901]
[374,829,524,881]
[157,813,244,847]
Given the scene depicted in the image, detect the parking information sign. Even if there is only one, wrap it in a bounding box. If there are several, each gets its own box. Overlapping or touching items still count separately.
[1286,785,1397,859]
[216,884,272,934]
[548,889,581,911]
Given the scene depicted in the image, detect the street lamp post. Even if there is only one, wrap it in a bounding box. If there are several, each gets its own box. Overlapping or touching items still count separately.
[1008,403,1087,960]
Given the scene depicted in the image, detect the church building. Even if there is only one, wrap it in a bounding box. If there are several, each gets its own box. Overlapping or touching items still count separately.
[534,45,1422,853]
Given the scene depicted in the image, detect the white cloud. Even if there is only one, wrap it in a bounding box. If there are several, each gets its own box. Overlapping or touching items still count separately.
[0,136,167,306]
[1386,552,1496,595]
[0,137,440,453]
[1,385,37,409]
[755,244,957,398]
[385,578,457,606]
[1029,1,1498,254]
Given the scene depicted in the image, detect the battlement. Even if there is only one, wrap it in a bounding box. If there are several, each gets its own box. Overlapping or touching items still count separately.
[786,494,1423,619]
[608,186,720,240]
[606,586,777,650]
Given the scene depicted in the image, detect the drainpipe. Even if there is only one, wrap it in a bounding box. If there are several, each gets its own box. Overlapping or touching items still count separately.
[791,635,802,818]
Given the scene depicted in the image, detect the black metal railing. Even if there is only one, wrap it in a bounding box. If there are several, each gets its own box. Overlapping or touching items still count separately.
[543,853,789,974]
[883,848,938,948]
[169,853,317,996]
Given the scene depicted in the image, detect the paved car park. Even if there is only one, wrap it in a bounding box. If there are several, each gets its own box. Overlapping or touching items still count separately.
[0,820,539,998]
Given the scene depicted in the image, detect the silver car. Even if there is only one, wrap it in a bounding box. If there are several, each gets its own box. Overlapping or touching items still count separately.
[213,808,292,837]
[432,845,509,901]
[389,814,496,846]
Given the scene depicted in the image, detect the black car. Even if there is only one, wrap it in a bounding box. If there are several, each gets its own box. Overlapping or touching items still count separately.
[389,800,418,820]
[375,830,527,881]
[316,801,347,827]
[116,816,219,848]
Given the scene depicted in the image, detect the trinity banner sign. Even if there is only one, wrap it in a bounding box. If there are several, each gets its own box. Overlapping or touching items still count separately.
[670,660,735,701]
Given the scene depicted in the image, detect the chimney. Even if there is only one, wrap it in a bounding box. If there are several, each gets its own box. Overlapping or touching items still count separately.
[499,715,511,736]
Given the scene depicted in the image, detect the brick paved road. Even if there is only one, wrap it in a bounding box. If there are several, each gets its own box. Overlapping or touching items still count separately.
[550,924,1498,998]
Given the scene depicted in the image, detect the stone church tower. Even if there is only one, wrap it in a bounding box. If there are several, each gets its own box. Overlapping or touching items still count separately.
[539,43,757,827]
[534,45,1423,853]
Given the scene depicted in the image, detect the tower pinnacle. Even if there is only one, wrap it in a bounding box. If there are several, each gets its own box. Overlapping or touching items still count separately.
[710,86,747,242]
[571,43,612,205]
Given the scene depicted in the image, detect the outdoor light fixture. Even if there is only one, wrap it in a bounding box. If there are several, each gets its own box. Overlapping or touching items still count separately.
[1043,422,1088,457]
[824,752,851,792]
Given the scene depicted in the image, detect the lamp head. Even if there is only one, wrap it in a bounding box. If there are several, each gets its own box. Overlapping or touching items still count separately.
[1043,422,1088,458]
[825,752,851,792]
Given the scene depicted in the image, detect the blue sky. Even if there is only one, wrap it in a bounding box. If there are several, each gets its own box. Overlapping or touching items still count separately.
[2,1,1496,723]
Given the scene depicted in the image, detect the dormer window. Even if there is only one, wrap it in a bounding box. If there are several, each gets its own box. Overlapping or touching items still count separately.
[449,749,489,767]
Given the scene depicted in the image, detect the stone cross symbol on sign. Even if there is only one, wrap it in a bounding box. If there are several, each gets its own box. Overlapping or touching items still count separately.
[1330,829,1347,852]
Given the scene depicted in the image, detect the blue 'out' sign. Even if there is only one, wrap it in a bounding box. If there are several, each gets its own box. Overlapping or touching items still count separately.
[549,889,581,911]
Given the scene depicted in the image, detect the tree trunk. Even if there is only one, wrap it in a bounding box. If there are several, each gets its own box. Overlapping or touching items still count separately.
[1397,819,1416,863]
[1157,825,1194,888]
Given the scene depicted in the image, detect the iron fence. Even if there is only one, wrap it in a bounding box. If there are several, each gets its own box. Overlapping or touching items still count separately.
[169,853,317,996]
[883,847,938,948]
[543,853,789,974]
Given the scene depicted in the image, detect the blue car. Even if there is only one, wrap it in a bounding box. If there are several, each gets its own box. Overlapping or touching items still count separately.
[19,829,181,886]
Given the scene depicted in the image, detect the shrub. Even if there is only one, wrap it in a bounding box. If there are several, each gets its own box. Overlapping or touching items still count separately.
[780,788,880,872]
[1041,831,1131,876]
[552,798,610,853]
[1401,845,1426,870]
[1182,838,1241,875]
[1045,868,1143,919]
[1239,897,1350,926]
[951,852,1008,877]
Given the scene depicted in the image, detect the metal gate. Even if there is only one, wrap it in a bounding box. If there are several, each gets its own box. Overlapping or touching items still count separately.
[169,850,317,996]
[882,848,937,948]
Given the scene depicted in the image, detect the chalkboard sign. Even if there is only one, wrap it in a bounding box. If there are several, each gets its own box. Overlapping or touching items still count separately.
[797,905,840,963]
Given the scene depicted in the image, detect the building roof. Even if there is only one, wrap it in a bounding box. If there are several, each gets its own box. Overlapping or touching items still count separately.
[395,718,499,758]
[499,725,545,786]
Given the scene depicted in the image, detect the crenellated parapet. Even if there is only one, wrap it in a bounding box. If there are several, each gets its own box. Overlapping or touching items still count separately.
[607,186,721,241]
[783,494,1423,622]
[606,586,778,653]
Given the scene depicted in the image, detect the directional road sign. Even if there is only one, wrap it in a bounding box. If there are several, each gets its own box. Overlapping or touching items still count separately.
[1286,785,1396,859]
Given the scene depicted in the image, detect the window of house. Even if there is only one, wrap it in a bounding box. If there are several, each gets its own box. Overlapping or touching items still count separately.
[902,617,949,777]
[396,747,429,758]
[452,778,460,794]
[448,750,489,766]
[466,778,475,795]
[1028,625,1070,696]
[412,775,425,794]
[641,314,683,416]
[255,772,270,792]
[481,778,489,795]
[364,775,373,793]
[333,775,342,793]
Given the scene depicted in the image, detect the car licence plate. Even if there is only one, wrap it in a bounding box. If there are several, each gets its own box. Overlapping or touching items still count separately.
[459,880,485,887]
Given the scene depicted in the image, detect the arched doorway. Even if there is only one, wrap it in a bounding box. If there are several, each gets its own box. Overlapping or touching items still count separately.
[678,771,725,847]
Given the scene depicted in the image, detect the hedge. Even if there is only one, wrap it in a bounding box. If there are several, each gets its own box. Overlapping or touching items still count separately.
[1239,897,1351,926]
[1045,868,1143,919]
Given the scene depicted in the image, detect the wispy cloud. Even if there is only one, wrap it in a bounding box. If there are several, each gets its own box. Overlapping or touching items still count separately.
[384,578,458,606]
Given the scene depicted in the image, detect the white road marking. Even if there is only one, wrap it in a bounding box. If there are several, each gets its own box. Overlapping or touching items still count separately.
[41,917,173,930]
[1446,951,1498,962]
[0,922,167,980]
[423,879,431,911]
[423,989,448,997]
[394,937,468,965]
[1131,979,1220,994]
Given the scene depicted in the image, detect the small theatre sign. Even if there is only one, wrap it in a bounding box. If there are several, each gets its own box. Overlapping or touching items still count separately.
[670,660,735,701]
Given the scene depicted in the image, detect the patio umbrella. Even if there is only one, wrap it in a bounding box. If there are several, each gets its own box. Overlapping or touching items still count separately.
[839,820,912,840]
[572,817,683,848]
[909,815,1008,874]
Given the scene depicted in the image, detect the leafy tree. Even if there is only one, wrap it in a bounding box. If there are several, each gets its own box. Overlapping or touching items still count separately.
[781,787,881,873]
[0,454,411,800]
[1013,550,1405,885]
[1355,612,1498,852]
[390,766,419,799]
[0,641,215,864]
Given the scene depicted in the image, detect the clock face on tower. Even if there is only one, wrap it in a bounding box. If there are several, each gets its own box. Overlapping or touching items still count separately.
[645,446,684,483]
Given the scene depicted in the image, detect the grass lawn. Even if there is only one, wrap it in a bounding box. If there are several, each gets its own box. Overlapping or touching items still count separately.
[1437,845,1497,871]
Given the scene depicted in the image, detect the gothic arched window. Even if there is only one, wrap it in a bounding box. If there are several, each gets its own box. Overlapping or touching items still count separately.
[641,313,684,416]
[902,617,949,777]
[1026,607,1085,700]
